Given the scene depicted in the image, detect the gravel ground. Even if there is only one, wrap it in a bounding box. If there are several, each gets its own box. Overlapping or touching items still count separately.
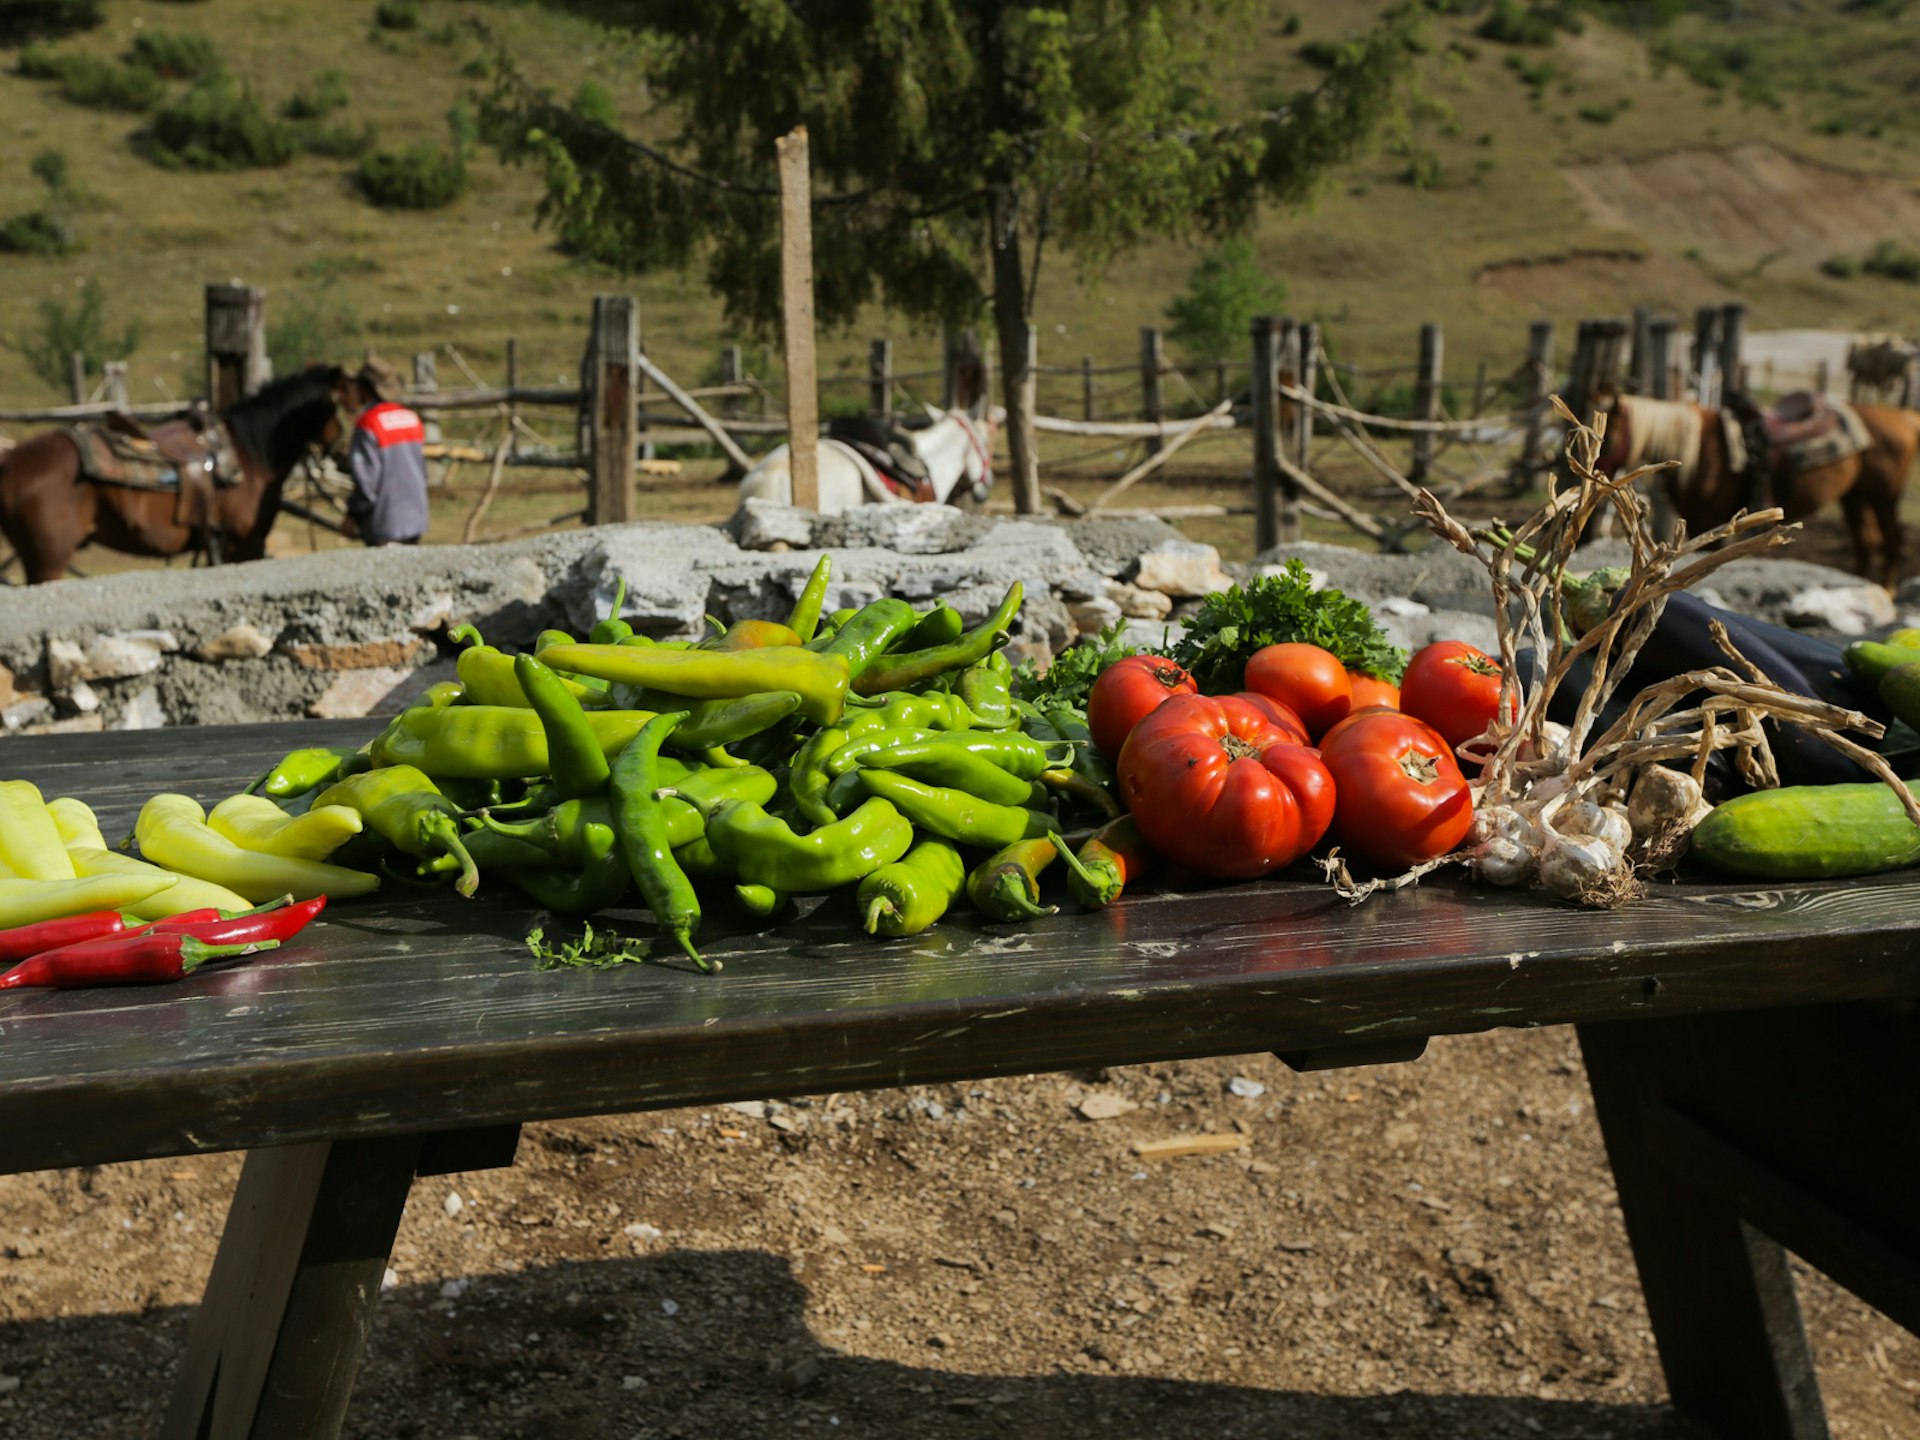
[2,1030,1917,1438]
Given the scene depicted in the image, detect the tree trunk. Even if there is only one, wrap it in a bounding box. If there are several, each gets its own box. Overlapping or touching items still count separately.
[991,185,1041,515]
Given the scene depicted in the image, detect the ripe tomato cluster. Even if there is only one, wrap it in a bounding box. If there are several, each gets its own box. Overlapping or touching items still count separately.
[1088,637,1507,879]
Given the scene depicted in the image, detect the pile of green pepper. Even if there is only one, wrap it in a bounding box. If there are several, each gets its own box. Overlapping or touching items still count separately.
[253,553,1140,967]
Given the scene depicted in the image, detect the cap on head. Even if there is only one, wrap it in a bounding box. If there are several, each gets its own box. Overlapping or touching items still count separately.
[355,355,404,404]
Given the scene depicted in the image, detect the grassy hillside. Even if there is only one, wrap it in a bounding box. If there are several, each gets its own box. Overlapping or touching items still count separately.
[1,0,1917,415]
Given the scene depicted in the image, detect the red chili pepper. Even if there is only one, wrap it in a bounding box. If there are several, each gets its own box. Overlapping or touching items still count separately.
[0,910,127,964]
[0,934,278,990]
[150,894,326,947]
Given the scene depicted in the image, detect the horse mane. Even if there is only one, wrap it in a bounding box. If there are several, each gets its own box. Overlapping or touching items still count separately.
[220,364,342,476]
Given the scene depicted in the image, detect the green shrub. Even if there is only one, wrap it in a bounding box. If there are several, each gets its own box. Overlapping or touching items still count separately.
[127,29,222,79]
[1164,238,1288,362]
[1477,0,1578,46]
[0,1,102,47]
[1819,255,1857,279]
[571,78,614,126]
[268,281,363,368]
[1863,240,1920,284]
[1401,148,1443,189]
[1577,98,1630,124]
[356,141,467,208]
[0,211,75,256]
[283,68,349,120]
[1298,39,1350,69]
[139,76,297,170]
[31,148,71,195]
[17,45,69,80]
[374,0,420,30]
[10,278,141,396]
[51,54,165,111]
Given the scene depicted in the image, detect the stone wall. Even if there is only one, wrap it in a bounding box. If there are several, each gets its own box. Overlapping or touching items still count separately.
[1,497,1907,737]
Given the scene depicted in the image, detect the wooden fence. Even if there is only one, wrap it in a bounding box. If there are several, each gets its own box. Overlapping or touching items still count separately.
[0,283,1775,552]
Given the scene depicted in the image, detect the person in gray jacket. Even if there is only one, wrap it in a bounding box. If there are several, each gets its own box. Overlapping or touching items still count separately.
[342,356,429,545]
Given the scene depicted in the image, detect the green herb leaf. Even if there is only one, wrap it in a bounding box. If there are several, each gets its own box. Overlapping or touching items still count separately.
[526,919,650,971]
[1013,621,1145,712]
[1167,560,1404,692]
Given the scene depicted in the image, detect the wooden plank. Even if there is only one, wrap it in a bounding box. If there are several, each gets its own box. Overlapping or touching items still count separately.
[206,283,267,411]
[869,338,892,419]
[585,295,638,526]
[1648,318,1676,401]
[1410,322,1443,484]
[775,126,819,512]
[1516,319,1554,490]
[1251,315,1282,551]
[1720,302,1748,399]
[1580,1016,1832,1440]
[633,351,754,474]
[1139,326,1165,458]
[1132,1134,1247,1160]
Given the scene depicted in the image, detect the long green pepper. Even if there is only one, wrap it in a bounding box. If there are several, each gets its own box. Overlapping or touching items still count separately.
[312,765,480,897]
[853,742,1036,807]
[857,837,966,937]
[668,791,913,893]
[806,597,920,677]
[786,554,832,643]
[608,712,708,970]
[854,769,1051,848]
[515,653,611,798]
[853,583,1022,696]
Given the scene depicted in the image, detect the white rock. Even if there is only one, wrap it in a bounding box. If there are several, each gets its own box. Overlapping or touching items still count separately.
[1782,585,1895,635]
[48,630,179,688]
[67,679,101,714]
[1376,597,1431,617]
[381,1268,399,1292]
[1227,1077,1266,1099]
[1103,579,1173,620]
[113,688,167,731]
[443,1192,464,1218]
[730,497,817,551]
[1075,1093,1139,1121]
[407,592,456,634]
[623,1222,663,1240]
[193,622,276,662]
[4,696,55,731]
[723,1100,769,1118]
[1130,540,1233,598]
[440,1277,470,1297]
[1068,596,1124,635]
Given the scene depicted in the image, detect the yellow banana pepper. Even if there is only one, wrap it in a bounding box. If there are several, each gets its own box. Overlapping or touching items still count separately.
[67,846,251,919]
[0,780,77,881]
[135,794,379,904]
[0,872,175,929]
[46,797,108,852]
[208,794,364,862]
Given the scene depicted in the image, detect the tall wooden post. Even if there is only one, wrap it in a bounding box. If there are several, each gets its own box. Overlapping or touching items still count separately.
[1410,322,1443,485]
[633,319,654,463]
[1593,318,1630,399]
[68,351,87,405]
[1274,316,1300,475]
[1566,320,1599,425]
[585,295,638,526]
[504,336,520,453]
[1694,306,1721,406]
[1718,302,1747,400]
[1630,305,1654,394]
[1140,326,1165,457]
[775,125,819,511]
[102,360,128,408]
[1814,359,1830,398]
[1296,322,1319,474]
[205,282,268,411]
[868,338,893,420]
[1648,318,1675,400]
[412,351,443,484]
[1251,315,1296,551]
[942,328,960,409]
[721,344,744,420]
[1081,355,1096,421]
[1518,319,1554,486]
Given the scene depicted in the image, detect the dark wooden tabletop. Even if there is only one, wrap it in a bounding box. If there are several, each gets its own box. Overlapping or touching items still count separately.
[4,720,1918,1178]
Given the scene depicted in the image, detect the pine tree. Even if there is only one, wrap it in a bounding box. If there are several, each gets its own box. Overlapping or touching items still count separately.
[483,3,1420,512]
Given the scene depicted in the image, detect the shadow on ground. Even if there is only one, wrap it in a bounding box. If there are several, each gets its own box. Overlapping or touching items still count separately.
[2,1249,1705,1440]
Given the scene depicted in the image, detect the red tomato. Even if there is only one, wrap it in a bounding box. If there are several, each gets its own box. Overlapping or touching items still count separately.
[1400,641,1512,752]
[1230,691,1310,745]
[1244,643,1352,738]
[1347,671,1400,711]
[1087,655,1197,758]
[1117,694,1336,878]
[1318,710,1473,869]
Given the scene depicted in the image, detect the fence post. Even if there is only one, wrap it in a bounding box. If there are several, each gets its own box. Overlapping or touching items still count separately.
[584,295,638,527]
[1410,321,1443,484]
[102,361,128,408]
[1518,320,1554,479]
[721,344,744,420]
[1630,304,1654,394]
[504,337,520,445]
[1693,305,1721,406]
[1815,358,1830,397]
[1081,355,1096,422]
[869,338,893,420]
[1593,317,1630,400]
[412,351,443,484]
[1647,318,1675,400]
[1215,359,1231,408]
[1274,316,1299,477]
[1140,325,1164,457]
[1296,322,1319,474]
[68,351,87,405]
[1718,302,1747,398]
[1251,315,1296,552]
[775,125,819,510]
[1566,320,1599,425]
[204,282,268,412]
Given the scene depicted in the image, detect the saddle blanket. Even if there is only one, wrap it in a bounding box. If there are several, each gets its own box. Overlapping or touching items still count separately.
[1776,400,1871,476]
[64,420,241,532]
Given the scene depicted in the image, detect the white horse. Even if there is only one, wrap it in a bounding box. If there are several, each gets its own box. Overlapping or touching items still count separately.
[738,406,993,514]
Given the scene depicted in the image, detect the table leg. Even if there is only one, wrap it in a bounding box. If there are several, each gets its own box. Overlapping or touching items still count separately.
[1581,1013,1858,1440]
[163,1125,520,1440]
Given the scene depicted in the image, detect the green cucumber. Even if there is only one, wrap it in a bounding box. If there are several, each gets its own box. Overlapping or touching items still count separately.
[1882,661,1920,731]
[1692,781,1920,879]
[1843,640,1920,684]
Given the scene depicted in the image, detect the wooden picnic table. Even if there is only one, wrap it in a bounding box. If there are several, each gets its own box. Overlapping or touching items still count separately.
[2,720,1916,1440]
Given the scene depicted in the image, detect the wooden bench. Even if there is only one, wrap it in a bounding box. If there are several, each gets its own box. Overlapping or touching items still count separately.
[2,721,1916,1440]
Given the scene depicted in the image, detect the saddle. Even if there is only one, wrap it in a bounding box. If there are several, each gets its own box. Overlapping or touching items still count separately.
[65,405,240,532]
[1724,390,1873,509]
[825,416,934,502]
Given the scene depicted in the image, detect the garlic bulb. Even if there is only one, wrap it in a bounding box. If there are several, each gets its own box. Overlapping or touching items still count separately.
[1627,767,1711,841]
[1559,799,1632,854]
[1537,831,1623,900]
[1467,804,1541,888]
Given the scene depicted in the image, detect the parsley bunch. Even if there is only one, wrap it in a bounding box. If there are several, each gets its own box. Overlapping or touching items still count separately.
[1013,621,1143,712]
[1168,560,1404,692]
[526,921,650,971]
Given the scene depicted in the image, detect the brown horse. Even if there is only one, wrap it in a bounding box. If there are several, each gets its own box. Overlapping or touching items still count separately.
[1594,388,1920,589]
[0,364,351,584]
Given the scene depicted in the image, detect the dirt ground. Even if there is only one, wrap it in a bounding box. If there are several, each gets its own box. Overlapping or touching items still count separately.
[3,1034,1919,1437]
